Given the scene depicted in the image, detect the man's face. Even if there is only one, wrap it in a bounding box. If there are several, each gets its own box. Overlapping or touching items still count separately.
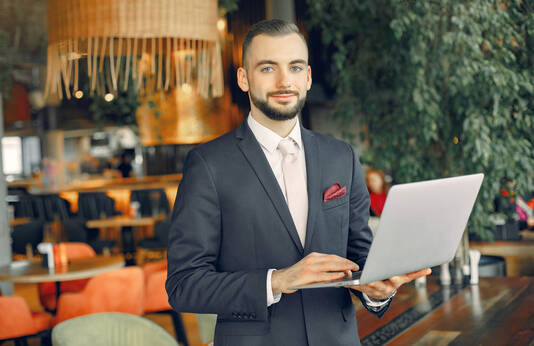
[237,33,312,121]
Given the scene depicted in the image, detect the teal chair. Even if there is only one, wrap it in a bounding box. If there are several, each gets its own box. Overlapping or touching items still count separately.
[52,313,178,346]
[196,314,217,345]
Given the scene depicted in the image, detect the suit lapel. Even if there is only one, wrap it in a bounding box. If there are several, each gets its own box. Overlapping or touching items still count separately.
[301,127,321,252]
[236,121,304,254]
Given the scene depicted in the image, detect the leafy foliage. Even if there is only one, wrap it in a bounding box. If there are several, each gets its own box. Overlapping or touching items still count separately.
[307,0,534,240]
[88,79,140,127]
[0,30,12,98]
[218,0,240,15]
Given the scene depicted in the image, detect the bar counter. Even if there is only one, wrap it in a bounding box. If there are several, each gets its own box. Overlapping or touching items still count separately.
[11,174,182,194]
[9,174,182,214]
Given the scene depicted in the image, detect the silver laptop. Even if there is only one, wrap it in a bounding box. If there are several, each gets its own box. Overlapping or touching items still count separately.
[291,173,484,289]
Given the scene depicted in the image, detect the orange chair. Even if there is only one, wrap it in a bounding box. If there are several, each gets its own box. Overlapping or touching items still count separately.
[54,266,144,325]
[38,242,96,311]
[142,260,188,346]
[0,296,52,345]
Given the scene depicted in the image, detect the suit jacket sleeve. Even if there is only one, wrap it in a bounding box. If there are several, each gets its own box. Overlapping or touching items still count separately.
[346,144,392,318]
[165,149,269,321]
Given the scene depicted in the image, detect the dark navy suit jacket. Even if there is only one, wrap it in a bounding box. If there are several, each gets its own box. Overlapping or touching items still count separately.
[166,120,390,346]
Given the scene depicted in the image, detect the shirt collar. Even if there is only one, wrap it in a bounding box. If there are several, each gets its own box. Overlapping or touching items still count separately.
[247,113,303,153]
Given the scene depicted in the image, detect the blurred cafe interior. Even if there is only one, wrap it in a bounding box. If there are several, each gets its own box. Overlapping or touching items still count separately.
[1,0,533,345]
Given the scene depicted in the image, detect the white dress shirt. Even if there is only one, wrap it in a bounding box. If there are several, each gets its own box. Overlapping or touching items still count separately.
[246,114,389,309]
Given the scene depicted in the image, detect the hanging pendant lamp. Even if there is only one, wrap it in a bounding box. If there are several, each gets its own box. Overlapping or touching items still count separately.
[45,0,223,100]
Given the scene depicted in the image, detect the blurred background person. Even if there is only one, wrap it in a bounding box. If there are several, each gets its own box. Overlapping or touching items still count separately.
[366,168,389,217]
[117,151,134,178]
[516,195,534,231]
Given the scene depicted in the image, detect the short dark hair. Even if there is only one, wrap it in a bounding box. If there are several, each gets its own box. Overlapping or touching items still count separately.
[242,19,307,69]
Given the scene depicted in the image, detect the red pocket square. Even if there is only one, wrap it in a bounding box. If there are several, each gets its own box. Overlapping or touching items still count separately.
[323,183,347,202]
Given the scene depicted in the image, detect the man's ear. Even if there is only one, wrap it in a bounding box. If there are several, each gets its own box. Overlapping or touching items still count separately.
[237,67,249,92]
[306,65,312,91]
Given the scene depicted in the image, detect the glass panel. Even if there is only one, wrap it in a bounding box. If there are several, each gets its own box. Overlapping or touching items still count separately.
[22,136,41,177]
[2,136,23,175]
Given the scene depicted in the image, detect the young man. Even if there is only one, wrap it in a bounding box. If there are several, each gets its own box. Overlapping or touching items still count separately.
[166,19,430,346]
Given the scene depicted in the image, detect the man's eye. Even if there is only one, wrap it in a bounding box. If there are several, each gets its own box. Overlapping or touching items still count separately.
[291,66,303,72]
[261,66,273,72]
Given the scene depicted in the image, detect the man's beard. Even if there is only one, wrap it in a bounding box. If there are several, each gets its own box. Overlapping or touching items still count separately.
[250,90,306,121]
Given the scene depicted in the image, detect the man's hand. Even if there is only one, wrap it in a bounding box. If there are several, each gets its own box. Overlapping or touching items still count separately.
[272,252,359,295]
[348,268,431,300]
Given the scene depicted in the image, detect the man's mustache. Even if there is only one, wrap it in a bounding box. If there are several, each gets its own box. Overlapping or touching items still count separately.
[268,90,299,97]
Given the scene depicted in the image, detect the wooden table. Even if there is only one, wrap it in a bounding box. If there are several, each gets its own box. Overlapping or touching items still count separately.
[470,240,534,276]
[0,256,125,314]
[9,217,31,227]
[86,215,165,265]
[356,276,534,345]
[85,215,165,229]
[0,256,124,283]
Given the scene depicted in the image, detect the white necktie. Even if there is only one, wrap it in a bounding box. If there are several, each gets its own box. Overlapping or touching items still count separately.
[278,138,308,247]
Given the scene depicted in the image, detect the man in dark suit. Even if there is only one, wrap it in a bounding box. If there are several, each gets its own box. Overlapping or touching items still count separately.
[166,19,430,346]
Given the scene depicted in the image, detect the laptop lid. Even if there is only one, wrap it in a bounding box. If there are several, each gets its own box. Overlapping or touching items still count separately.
[359,173,484,285]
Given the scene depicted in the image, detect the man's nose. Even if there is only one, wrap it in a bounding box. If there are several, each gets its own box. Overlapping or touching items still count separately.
[276,70,291,89]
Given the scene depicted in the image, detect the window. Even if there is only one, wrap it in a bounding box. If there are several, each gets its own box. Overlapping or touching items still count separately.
[22,136,41,176]
[2,136,23,175]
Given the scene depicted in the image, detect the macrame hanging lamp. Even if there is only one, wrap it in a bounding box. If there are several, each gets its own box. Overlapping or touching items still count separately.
[45,0,224,100]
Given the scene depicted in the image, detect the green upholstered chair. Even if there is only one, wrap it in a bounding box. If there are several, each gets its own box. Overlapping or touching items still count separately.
[52,313,178,346]
[196,314,217,345]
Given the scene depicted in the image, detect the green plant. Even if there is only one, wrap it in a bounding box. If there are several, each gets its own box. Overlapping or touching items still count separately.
[0,1,47,100]
[0,29,13,99]
[88,78,140,127]
[307,0,534,240]
[219,0,239,15]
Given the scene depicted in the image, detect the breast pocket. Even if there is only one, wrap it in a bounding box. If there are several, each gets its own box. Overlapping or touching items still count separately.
[322,194,349,210]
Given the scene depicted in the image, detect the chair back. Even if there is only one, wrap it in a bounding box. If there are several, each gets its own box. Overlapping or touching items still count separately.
[63,218,89,243]
[142,261,170,313]
[55,267,144,324]
[15,195,46,220]
[41,194,72,221]
[196,314,217,344]
[0,296,39,340]
[11,220,44,254]
[130,189,170,217]
[154,219,171,244]
[63,242,97,259]
[63,218,115,254]
[78,193,118,220]
[52,312,178,346]
[141,260,167,281]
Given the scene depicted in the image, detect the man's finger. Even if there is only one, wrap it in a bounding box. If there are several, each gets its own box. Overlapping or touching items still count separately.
[310,261,359,273]
[388,268,431,286]
[320,271,347,282]
[303,254,358,272]
[363,280,391,292]
[282,288,298,294]
[402,268,431,282]
[347,285,391,299]
[311,255,358,267]
[294,271,345,288]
